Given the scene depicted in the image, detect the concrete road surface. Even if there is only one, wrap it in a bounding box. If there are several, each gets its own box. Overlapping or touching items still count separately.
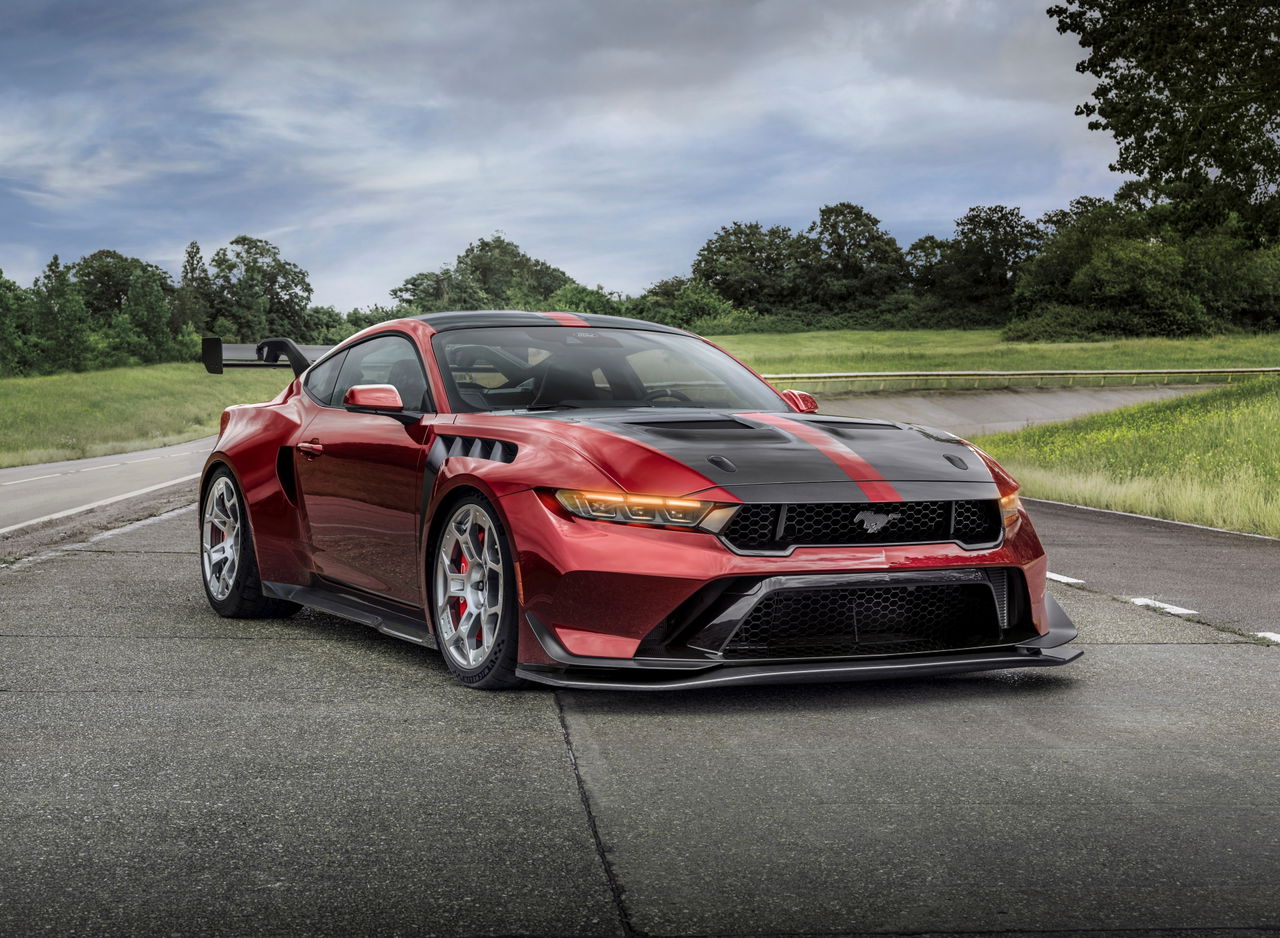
[819,383,1210,437]
[0,510,1276,937]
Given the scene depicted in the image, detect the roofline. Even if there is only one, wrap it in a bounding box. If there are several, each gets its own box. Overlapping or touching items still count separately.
[407,309,690,335]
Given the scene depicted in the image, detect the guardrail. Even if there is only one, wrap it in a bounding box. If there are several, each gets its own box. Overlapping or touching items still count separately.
[759,367,1280,394]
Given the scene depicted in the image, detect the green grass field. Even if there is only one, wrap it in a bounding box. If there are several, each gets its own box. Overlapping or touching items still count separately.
[975,377,1280,538]
[0,364,293,468]
[1,329,1277,470]
[711,329,1280,374]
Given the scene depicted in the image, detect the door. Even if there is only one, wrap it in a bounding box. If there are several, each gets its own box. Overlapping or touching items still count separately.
[294,333,436,604]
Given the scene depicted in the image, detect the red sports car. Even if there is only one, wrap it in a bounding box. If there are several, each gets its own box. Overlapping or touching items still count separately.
[199,310,1079,690]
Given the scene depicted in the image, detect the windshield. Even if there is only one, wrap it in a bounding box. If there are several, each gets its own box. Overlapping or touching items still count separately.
[432,326,785,413]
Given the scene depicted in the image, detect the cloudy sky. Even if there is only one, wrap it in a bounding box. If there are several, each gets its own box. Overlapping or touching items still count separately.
[0,0,1119,309]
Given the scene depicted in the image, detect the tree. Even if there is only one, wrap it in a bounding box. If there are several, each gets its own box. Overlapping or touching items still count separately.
[945,205,1042,315]
[393,234,574,312]
[0,269,28,375]
[171,242,214,336]
[27,256,92,373]
[542,284,622,317]
[119,267,176,362]
[72,250,172,329]
[207,236,313,342]
[1049,1,1280,233]
[691,221,803,312]
[801,202,907,309]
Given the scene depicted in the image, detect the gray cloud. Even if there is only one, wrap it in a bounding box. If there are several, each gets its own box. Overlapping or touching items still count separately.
[0,0,1118,307]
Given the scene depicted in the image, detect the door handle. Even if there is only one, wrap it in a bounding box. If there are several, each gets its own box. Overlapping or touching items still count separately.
[297,441,324,458]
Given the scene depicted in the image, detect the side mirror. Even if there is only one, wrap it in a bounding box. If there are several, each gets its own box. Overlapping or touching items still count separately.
[344,384,404,412]
[781,389,818,414]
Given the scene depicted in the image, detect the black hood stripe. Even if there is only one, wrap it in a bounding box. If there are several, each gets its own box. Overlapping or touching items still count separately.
[740,413,903,502]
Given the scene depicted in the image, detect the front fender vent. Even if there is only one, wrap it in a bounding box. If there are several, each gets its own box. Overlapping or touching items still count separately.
[428,435,518,472]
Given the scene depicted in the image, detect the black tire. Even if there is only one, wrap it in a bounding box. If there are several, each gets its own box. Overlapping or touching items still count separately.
[429,494,523,689]
[199,466,300,619]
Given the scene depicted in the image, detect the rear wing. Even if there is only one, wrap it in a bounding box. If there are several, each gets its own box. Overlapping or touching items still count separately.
[201,337,334,378]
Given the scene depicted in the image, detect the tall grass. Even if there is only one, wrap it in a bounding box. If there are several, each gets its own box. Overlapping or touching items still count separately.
[975,377,1280,537]
[0,363,292,468]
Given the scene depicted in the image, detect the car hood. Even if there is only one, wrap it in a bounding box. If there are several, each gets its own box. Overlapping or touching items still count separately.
[517,409,1001,503]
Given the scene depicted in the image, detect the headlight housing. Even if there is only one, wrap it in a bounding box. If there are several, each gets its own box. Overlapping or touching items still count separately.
[999,491,1022,529]
[555,489,721,528]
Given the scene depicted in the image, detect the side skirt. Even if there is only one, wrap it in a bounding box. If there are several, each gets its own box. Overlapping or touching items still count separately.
[262,580,437,650]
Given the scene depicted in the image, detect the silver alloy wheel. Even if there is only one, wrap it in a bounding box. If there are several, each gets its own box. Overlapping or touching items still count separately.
[201,476,242,601]
[434,503,505,669]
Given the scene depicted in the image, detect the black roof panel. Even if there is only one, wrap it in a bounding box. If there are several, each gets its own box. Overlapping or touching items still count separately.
[411,309,688,335]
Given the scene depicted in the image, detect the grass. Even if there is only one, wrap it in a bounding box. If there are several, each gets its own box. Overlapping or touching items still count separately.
[974,377,1280,538]
[0,363,293,468]
[712,329,1280,374]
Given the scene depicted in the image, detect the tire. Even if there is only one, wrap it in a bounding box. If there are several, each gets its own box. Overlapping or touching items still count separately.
[429,494,523,689]
[200,466,300,619]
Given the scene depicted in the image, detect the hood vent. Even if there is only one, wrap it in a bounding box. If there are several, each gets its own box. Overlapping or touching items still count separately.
[628,419,787,443]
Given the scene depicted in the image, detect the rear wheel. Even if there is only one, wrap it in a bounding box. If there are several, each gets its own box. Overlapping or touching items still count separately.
[200,467,300,619]
[431,495,522,689]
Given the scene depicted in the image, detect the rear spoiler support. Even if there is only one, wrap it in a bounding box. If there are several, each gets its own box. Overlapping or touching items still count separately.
[201,337,333,378]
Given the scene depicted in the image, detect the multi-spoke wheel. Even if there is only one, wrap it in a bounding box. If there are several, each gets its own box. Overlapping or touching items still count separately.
[431,495,522,688]
[199,467,299,619]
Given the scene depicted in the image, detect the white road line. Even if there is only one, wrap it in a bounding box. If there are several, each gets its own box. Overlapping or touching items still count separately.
[1046,572,1085,585]
[0,473,202,536]
[125,456,162,463]
[77,463,122,473]
[1131,597,1199,617]
[1,473,60,486]
[1255,632,1280,643]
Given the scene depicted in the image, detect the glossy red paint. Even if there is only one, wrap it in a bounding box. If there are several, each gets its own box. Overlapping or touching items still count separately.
[343,384,404,410]
[552,626,642,658]
[542,311,592,327]
[780,389,819,413]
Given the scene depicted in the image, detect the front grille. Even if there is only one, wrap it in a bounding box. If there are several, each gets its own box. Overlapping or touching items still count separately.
[721,581,1002,659]
[720,500,1001,552]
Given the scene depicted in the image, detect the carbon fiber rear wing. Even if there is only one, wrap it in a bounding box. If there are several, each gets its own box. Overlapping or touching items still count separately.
[201,337,334,378]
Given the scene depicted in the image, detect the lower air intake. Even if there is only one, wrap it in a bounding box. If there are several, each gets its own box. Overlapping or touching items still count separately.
[721,581,1002,659]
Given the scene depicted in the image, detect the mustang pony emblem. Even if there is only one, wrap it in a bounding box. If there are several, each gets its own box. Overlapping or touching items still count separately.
[853,509,901,534]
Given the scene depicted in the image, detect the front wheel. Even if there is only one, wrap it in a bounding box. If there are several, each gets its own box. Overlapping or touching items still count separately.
[430,495,522,689]
[200,467,299,619]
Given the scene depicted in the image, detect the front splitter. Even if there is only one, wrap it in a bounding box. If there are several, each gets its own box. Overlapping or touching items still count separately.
[517,645,1080,691]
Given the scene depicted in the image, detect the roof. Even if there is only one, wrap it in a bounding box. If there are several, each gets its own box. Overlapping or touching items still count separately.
[409,309,688,335]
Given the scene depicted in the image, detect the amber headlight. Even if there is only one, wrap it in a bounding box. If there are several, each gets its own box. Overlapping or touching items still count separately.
[555,489,721,528]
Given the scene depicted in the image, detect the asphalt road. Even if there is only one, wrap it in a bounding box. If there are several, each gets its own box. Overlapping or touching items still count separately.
[1026,498,1280,637]
[0,510,1275,936]
[0,437,214,534]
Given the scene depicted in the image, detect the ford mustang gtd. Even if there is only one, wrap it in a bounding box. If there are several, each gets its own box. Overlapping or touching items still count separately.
[199,310,1079,690]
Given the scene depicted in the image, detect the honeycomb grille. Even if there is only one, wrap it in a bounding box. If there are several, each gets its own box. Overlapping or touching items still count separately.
[720,500,1001,552]
[722,582,1001,659]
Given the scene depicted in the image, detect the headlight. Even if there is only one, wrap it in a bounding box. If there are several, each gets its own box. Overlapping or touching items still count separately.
[555,489,720,527]
[999,491,1022,528]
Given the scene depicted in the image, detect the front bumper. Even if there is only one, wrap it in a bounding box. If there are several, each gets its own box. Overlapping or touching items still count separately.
[515,593,1080,691]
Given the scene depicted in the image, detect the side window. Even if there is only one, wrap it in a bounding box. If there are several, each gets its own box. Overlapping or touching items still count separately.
[333,334,433,412]
[304,351,346,406]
